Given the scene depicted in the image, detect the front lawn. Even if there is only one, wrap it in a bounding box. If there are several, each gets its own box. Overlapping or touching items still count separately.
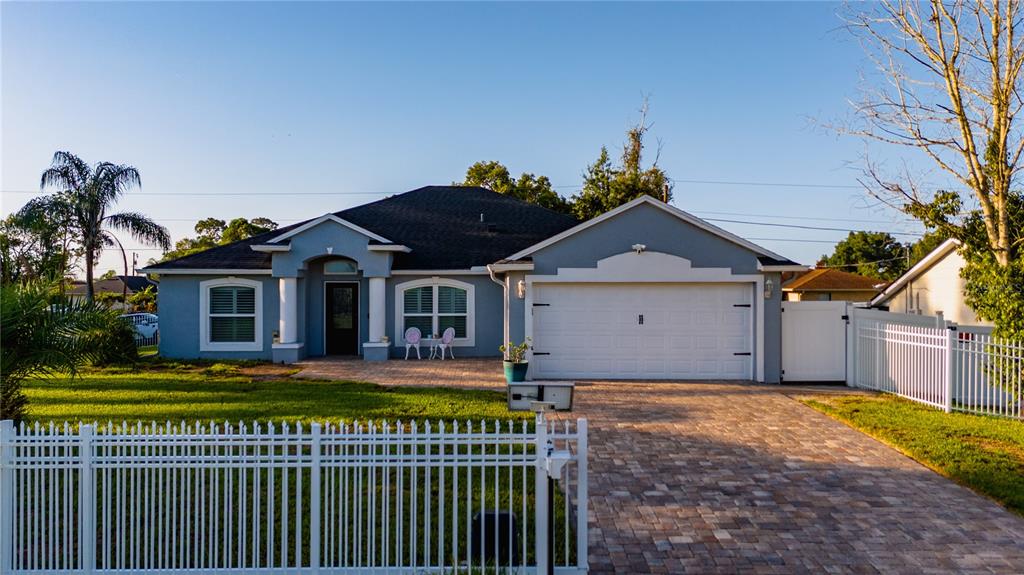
[21,359,528,426]
[803,394,1024,516]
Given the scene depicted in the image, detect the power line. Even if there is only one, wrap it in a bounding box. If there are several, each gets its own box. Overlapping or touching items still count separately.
[670,178,862,190]
[691,210,917,226]
[814,256,907,269]
[0,190,390,197]
[702,217,923,237]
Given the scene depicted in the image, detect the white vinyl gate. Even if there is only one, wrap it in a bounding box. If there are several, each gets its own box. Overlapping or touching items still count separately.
[780,301,848,382]
[0,415,590,574]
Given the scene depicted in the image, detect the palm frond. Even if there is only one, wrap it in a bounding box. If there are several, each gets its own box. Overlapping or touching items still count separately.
[40,151,91,191]
[104,212,171,250]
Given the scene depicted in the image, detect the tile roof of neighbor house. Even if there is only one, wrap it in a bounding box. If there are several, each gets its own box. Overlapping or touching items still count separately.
[148,186,581,271]
[69,276,158,296]
[782,268,886,292]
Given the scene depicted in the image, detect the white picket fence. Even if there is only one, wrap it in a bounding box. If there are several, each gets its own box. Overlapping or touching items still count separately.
[0,416,589,574]
[850,312,1022,419]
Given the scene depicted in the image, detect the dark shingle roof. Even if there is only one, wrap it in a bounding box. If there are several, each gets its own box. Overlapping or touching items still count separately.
[69,276,158,295]
[148,186,579,271]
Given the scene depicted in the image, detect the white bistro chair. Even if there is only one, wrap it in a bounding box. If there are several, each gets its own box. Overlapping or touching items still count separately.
[436,327,456,360]
[404,327,422,360]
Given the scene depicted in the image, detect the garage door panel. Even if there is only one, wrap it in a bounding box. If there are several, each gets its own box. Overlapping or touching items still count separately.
[532,283,753,380]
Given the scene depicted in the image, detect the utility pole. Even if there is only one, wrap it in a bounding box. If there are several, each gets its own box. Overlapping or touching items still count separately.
[662,183,670,203]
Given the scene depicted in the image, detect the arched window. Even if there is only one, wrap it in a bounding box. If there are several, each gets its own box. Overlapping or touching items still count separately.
[200,278,263,351]
[324,258,358,275]
[395,278,475,345]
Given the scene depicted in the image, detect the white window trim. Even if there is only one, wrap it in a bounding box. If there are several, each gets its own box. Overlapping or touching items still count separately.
[395,277,475,347]
[199,277,264,352]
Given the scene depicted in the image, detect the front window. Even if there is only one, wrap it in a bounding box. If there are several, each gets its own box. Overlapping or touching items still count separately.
[397,279,474,344]
[200,278,263,351]
[209,286,256,342]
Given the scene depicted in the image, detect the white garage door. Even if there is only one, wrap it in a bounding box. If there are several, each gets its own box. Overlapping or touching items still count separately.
[531,283,753,380]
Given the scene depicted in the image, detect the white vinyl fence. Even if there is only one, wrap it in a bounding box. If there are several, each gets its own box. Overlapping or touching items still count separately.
[850,311,1022,419]
[0,416,589,574]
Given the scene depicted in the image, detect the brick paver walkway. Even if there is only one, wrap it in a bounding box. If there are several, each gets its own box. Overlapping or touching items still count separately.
[563,382,1024,574]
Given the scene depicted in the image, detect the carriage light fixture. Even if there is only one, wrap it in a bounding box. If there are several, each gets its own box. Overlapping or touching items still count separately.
[764,277,774,299]
[516,279,527,299]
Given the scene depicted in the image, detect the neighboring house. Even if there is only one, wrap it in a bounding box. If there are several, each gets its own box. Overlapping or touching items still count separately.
[68,275,159,309]
[142,186,805,382]
[870,238,987,325]
[782,268,884,303]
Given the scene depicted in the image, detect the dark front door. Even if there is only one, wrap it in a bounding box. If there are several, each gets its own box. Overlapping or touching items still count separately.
[325,283,359,355]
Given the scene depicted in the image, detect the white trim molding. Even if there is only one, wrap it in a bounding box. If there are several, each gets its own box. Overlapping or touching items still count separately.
[199,277,264,352]
[488,261,535,272]
[251,244,292,253]
[394,277,476,347]
[391,269,490,276]
[522,251,765,383]
[758,263,807,273]
[268,214,390,244]
[505,195,791,263]
[141,268,273,275]
[367,244,412,253]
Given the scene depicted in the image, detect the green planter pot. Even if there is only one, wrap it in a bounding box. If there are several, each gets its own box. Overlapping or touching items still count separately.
[503,361,529,383]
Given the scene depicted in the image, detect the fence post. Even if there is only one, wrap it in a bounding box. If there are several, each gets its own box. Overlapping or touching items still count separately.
[534,411,550,573]
[845,304,856,387]
[80,424,96,574]
[0,421,13,574]
[575,419,588,573]
[310,423,322,573]
[945,328,956,413]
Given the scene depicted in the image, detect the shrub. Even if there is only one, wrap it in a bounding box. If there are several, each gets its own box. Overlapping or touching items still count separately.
[81,312,139,367]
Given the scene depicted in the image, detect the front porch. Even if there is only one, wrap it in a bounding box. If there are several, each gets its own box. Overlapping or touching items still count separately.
[292,356,507,390]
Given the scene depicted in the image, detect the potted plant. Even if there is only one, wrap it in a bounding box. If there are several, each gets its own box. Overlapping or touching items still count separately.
[500,338,531,383]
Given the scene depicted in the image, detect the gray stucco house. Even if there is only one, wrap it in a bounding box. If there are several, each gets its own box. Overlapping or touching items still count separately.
[143,186,804,383]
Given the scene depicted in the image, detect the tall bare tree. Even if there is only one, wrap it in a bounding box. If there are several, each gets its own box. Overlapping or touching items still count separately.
[843,0,1024,266]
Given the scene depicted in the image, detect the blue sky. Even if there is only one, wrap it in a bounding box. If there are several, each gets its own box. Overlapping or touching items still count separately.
[1,1,928,274]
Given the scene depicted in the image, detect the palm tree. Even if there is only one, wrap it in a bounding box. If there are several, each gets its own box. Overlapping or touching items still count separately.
[0,281,117,422]
[32,151,171,301]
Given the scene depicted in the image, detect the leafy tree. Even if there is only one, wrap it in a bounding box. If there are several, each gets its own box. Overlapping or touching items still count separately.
[819,231,908,280]
[958,192,1024,339]
[99,269,118,280]
[127,285,157,313]
[907,230,950,268]
[458,161,572,215]
[571,102,671,220]
[20,151,171,302]
[0,281,135,423]
[0,207,79,285]
[159,216,278,262]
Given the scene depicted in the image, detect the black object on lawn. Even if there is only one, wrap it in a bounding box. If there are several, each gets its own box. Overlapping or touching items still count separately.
[469,510,520,566]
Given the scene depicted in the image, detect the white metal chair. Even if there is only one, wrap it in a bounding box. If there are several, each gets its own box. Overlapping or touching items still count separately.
[437,327,456,360]
[404,327,422,360]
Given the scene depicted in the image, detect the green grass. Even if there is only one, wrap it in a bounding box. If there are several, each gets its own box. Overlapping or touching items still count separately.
[22,358,529,426]
[803,394,1024,516]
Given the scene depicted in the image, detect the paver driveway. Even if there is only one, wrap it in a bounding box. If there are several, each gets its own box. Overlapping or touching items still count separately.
[558,382,1024,574]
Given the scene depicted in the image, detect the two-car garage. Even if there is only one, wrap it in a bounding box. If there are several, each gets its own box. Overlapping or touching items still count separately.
[529,282,754,380]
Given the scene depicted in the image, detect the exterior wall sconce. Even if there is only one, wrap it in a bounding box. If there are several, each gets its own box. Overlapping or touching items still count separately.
[764,277,774,299]
[516,279,527,299]
[632,243,647,254]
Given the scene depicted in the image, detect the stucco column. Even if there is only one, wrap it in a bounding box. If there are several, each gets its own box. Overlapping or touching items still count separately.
[368,276,386,342]
[279,277,298,344]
